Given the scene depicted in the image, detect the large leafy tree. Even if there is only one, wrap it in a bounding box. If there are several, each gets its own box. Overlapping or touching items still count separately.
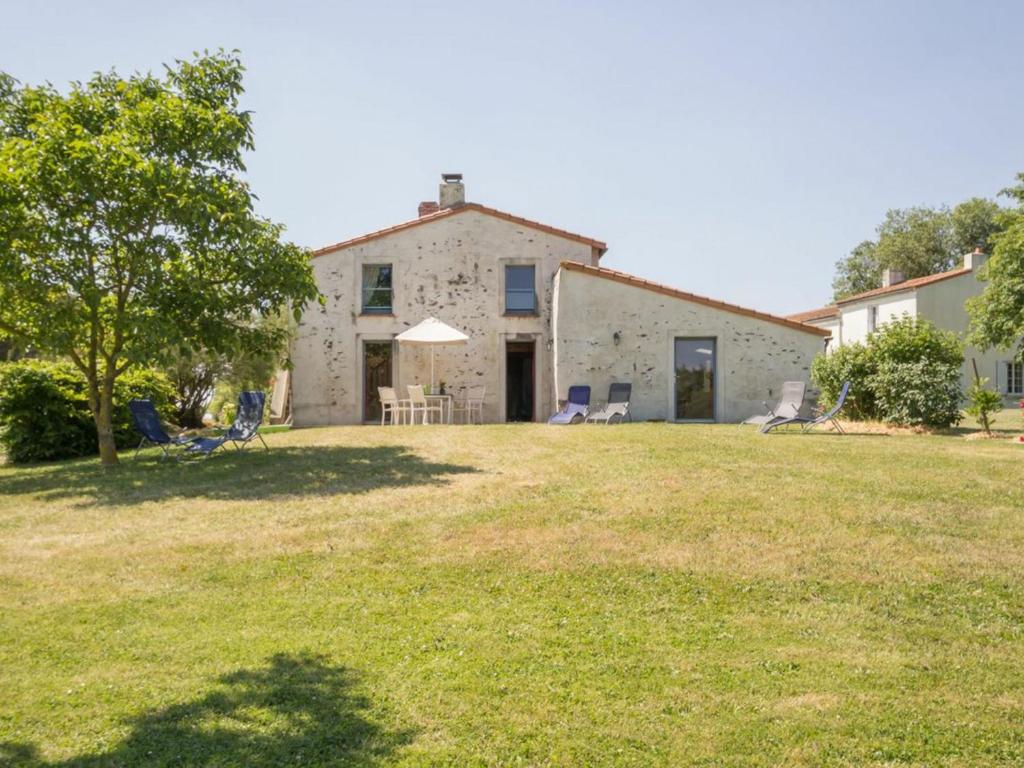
[0,52,319,465]
[832,198,1004,301]
[873,206,957,278]
[831,240,880,301]
[968,174,1024,358]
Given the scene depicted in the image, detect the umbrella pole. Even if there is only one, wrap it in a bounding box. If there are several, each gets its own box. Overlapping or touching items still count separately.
[431,347,435,391]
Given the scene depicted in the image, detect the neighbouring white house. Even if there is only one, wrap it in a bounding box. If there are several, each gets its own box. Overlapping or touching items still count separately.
[787,250,1024,402]
[289,175,829,425]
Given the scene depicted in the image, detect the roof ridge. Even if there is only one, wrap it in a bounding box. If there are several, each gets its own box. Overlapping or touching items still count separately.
[560,261,830,337]
[312,202,607,257]
[834,266,972,305]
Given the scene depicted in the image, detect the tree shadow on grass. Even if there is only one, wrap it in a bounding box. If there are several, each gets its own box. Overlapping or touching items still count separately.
[0,445,479,508]
[1,652,413,767]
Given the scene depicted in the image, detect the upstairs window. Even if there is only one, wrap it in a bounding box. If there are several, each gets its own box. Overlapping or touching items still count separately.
[362,264,393,314]
[867,305,878,333]
[505,265,536,315]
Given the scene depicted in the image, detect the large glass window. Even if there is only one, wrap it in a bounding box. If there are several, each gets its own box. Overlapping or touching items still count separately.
[675,338,716,420]
[505,265,536,314]
[1009,361,1023,395]
[362,264,393,314]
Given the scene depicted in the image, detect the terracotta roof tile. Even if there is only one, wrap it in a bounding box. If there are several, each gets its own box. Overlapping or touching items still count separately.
[835,267,971,305]
[560,261,831,337]
[312,203,607,257]
[785,305,839,323]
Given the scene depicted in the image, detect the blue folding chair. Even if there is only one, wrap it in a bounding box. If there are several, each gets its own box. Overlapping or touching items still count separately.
[128,399,196,460]
[184,391,268,458]
[548,385,591,424]
[225,391,269,450]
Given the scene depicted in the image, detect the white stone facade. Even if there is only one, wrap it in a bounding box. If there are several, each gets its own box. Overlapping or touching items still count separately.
[290,204,599,425]
[795,254,1024,401]
[552,265,827,422]
[291,181,831,425]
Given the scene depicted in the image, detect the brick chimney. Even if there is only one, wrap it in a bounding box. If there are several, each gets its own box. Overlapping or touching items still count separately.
[418,201,440,218]
[964,245,988,271]
[881,268,906,288]
[439,173,465,209]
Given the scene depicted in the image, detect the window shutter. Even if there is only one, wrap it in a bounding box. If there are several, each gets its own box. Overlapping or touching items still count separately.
[996,361,1009,393]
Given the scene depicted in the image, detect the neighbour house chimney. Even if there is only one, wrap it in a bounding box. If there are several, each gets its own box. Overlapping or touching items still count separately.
[964,245,988,271]
[881,268,906,288]
[418,201,440,218]
[439,173,465,209]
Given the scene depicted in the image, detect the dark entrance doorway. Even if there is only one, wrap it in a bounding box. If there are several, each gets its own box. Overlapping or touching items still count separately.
[505,341,535,422]
[363,340,393,422]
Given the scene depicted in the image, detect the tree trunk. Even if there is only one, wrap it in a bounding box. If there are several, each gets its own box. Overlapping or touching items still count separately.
[92,375,119,467]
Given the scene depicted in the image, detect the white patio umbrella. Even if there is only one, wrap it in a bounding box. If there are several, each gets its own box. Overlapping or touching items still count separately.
[395,317,470,390]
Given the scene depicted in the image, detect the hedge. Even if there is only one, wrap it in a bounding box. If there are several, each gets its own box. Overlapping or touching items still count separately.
[0,360,175,463]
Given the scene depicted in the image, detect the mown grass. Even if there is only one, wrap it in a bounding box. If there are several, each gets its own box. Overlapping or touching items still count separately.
[1,424,1023,766]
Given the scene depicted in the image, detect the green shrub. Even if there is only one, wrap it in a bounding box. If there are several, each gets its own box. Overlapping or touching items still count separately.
[965,376,1003,434]
[0,360,174,463]
[811,342,875,420]
[0,361,95,462]
[868,314,964,369]
[811,315,964,428]
[871,361,963,428]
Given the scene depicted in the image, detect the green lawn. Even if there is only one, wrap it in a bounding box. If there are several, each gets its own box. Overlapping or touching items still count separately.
[1,424,1023,766]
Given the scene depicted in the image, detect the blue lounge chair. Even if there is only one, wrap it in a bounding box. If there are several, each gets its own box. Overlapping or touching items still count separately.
[184,391,269,458]
[129,399,196,460]
[763,381,850,434]
[226,391,269,450]
[548,385,590,424]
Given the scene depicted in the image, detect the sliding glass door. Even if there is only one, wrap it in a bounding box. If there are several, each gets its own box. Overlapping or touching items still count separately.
[674,338,716,421]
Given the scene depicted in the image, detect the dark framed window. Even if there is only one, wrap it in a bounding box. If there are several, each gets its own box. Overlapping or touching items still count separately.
[505,265,536,314]
[1009,361,1023,395]
[674,338,716,421]
[362,264,393,314]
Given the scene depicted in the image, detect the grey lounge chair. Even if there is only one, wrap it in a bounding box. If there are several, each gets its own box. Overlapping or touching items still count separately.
[740,381,806,429]
[586,383,632,424]
[764,381,850,434]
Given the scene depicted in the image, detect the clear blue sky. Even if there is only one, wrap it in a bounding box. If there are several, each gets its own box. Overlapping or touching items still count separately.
[6,1,1022,314]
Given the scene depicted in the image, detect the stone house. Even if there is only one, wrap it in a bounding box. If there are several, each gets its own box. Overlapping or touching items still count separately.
[290,175,829,425]
[788,251,1023,403]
